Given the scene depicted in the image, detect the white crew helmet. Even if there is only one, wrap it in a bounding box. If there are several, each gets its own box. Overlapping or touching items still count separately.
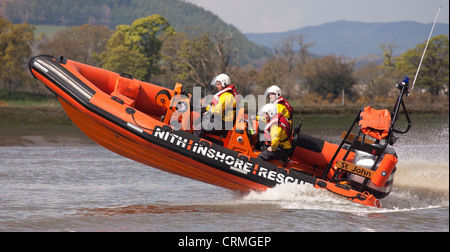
[264,85,282,98]
[258,103,278,118]
[210,73,231,88]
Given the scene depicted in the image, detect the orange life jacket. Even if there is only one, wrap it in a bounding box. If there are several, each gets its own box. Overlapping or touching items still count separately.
[359,106,392,140]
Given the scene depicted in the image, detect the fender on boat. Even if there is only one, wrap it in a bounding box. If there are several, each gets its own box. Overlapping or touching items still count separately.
[371,154,397,187]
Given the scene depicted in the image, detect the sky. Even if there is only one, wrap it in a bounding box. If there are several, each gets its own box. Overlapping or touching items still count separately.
[183,0,449,33]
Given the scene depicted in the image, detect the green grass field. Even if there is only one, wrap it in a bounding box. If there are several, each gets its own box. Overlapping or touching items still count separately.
[34,25,67,38]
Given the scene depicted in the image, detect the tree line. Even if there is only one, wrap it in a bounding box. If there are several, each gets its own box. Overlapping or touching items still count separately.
[1,14,448,108]
[1,0,271,63]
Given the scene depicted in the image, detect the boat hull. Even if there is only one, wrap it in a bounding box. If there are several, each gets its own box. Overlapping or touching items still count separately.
[58,97,268,191]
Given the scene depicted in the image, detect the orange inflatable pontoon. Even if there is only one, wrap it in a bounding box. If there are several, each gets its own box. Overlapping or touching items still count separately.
[29,55,412,208]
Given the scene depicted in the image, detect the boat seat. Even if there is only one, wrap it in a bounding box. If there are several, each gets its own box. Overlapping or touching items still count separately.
[111,74,141,107]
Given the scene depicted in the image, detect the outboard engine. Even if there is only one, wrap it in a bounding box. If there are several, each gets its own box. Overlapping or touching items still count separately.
[348,148,397,199]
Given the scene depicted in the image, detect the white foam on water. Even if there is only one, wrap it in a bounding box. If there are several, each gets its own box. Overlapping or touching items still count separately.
[235,157,448,214]
[239,183,368,212]
[235,127,449,213]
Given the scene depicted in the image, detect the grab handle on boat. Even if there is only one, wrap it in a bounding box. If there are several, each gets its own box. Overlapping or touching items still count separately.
[111,96,124,105]
[120,73,133,79]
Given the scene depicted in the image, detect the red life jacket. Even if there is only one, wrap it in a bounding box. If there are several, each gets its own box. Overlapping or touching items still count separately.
[263,113,293,145]
[211,84,240,106]
[274,96,293,120]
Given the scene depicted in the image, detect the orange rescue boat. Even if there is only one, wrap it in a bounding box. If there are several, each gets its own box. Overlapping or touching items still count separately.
[29,55,412,208]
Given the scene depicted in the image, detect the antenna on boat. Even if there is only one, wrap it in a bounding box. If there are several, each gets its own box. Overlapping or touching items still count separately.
[409,6,442,96]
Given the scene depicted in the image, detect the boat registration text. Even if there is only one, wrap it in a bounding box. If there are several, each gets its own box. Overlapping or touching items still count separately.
[336,160,374,178]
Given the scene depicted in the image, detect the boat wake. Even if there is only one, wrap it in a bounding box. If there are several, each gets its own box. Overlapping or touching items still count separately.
[79,143,448,218]
[236,158,448,213]
[81,158,448,217]
[232,122,450,213]
[382,159,449,210]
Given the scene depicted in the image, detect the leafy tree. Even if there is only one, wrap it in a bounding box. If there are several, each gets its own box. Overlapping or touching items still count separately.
[303,55,357,99]
[127,15,176,77]
[395,35,449,95]
[379,44,398,68]
[99,14,176,81]
[103,47,149,80]
[0,16,35,95]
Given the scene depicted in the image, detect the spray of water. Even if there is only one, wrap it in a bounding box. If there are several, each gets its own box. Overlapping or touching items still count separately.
[236,126,449,212]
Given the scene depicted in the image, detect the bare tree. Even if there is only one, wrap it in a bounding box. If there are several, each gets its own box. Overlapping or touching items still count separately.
[211,30,240,78]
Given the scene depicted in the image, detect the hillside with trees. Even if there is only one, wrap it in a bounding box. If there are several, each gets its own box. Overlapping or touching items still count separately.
[0,1,448,113]
[0,0,271,63]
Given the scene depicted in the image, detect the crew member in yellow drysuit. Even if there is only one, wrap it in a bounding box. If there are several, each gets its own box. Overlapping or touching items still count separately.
[194,73,240,138]
[257,103,293,161]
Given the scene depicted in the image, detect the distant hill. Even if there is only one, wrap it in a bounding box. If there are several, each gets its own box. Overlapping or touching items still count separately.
[2,0,448,60]
[245,21,450,58]
[0,0,271,63]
